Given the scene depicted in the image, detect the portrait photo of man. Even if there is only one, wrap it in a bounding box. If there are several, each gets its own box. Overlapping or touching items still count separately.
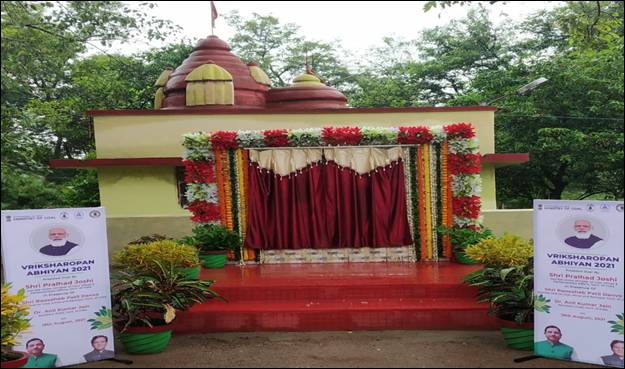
[39,227,79,256]
[564,219,604,249]
[534,325,575,360]
[602,340,624,367]
[83,335,114,362]
[23,338,59,368]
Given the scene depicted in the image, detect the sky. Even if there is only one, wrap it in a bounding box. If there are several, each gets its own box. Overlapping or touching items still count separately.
[108,1,561,57]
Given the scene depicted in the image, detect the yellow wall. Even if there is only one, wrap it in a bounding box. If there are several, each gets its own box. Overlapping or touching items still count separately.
[94,110,497,216]
[481,165,497,210]
[93,111,495,158]
[482,209,534,240]
[104,210,534,257]
[106,215,194,256]
[98,166,188,217]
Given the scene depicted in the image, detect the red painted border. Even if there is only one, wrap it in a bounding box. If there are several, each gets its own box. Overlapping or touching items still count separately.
[481,153,529,165]
[50,153,527,169]
[88,106,496,117]
[49,158,183,168]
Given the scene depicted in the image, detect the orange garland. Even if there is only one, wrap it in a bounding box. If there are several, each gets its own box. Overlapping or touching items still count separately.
[242,150,256,261]
[417,146,427,260]
[222,150,233,231]
[214,149,227,225]
[441,142,452,258]
[446,149,454,255]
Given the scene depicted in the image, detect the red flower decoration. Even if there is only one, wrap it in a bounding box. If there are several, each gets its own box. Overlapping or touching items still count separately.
[448,153,481,175]
[444,123,476,140]
[183,160,215,183]
[322,127,362,146]
[452,196,481,219]
[263,129,289,147]
[210,131,239,149]
[187,201,220,223]
[398,126,433,144]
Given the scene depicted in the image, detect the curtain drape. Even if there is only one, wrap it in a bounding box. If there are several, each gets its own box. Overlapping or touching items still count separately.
[244,151,413,250]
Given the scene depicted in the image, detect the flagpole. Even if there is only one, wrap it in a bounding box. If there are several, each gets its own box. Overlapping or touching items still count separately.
[211,1,217,36]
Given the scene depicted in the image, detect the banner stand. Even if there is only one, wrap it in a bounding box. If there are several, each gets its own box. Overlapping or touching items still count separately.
[1,207,115,367]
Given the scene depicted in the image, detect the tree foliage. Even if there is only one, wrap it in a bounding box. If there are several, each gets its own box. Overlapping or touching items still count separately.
[1,1,185,209]
[1,1,622,210]
[224,11,352,89]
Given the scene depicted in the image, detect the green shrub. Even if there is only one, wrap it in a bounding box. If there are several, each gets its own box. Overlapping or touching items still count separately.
[114,240,200,271]
[1,283,31,361]
[437,225,494,253]
[463,233,535,324]
[180,224,241,254]
[111,262,222,331]
[464,262,534,324]
[128,234,173,245]
[465,234,533,267]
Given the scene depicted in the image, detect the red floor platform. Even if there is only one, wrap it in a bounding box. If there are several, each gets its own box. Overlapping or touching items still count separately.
[173,262,498,333]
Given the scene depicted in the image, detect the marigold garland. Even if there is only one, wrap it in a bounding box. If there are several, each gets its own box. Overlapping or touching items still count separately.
[430,144,438,261]
[417,146,427,261]
[423,144,433,260]
[221,150,234,231]
[403,148,415,242]
[213,149,227,225]
[441,142,452,257]
[409,148,420,260]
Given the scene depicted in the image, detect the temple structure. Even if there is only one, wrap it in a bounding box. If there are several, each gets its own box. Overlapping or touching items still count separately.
[50,35,530,254]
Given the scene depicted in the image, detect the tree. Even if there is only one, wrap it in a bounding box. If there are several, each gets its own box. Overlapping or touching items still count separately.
[224,11,353,89]
[1,1,181,209]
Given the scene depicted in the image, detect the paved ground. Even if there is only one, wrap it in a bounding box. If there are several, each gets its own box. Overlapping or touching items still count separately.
[71,330,603,368]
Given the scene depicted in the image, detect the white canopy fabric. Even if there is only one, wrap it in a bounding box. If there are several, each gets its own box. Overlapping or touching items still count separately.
[248,147,404,176]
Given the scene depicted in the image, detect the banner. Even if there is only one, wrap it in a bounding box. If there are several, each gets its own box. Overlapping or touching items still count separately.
[534,200,624,367]
[1,208,114,368]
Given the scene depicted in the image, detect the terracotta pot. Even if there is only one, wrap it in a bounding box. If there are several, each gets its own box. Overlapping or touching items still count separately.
[1,351,29,368]
[496,318,534,351]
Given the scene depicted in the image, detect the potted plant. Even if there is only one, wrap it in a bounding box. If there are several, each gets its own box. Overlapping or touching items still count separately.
[181,224,241,269]
[437,225,494,264]
[112,262,222,354]
[115,239,201,279]
[1,283,31,368]
[463,234,535,350]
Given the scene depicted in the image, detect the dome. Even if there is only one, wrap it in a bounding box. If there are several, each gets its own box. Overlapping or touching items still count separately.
[161,36,268,109]
[247,61,271,86]
[266,71,348,109]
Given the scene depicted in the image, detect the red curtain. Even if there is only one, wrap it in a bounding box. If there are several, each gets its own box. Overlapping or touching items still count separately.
[244,160,413,249]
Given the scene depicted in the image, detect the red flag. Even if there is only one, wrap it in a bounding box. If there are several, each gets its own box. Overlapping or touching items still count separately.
[211,1,218,31]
